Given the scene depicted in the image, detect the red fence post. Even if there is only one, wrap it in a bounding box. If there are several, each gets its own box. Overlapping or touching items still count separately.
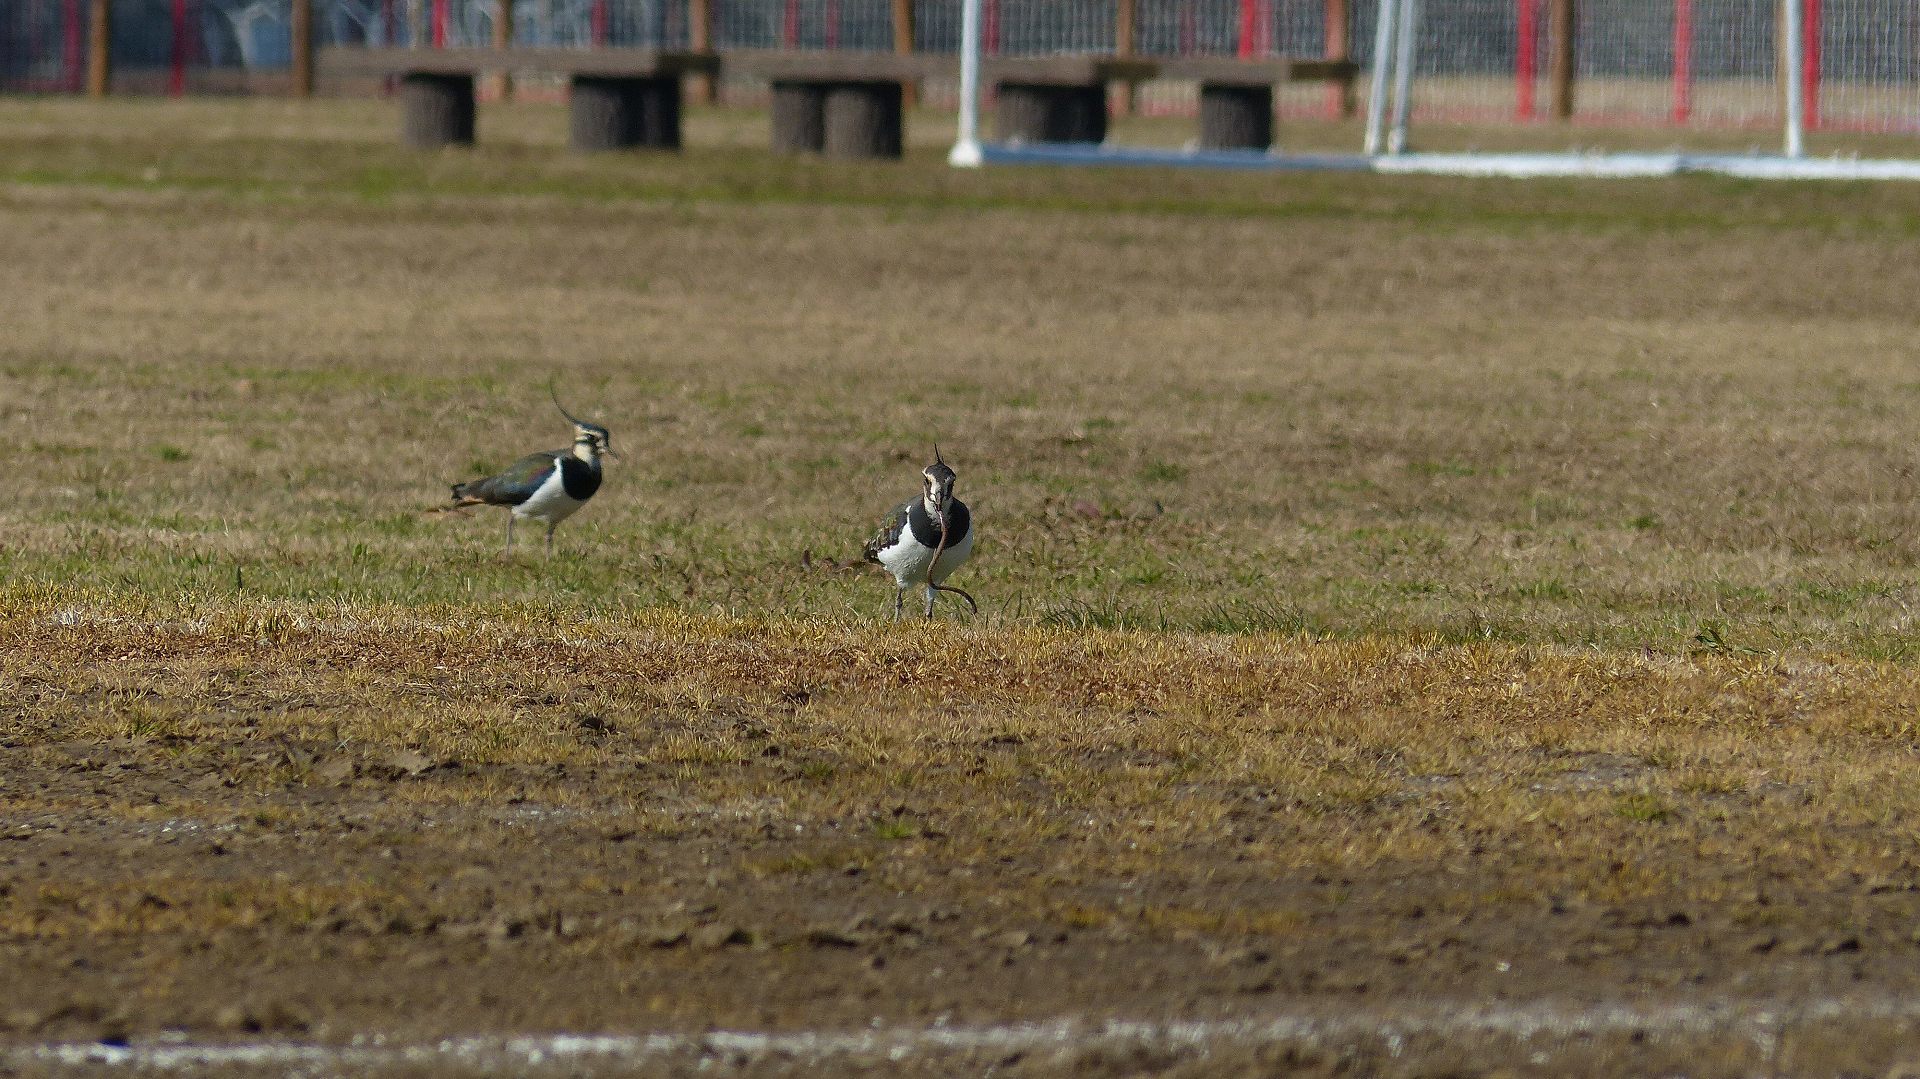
[432,0,448,44]
[984,0,998,54]
[591,0,608,43]
[826,0,840,48]
[781,0,798,46]
[1323,0,1349,117]
[170,0,187,96]
[1672,0,1691,123]
[1803,0,1821,129]
[62,0,83,91]
[1236,0,1255,58]
[1515,0,1536,119]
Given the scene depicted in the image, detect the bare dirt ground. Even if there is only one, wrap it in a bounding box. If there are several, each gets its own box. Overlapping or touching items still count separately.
[8,99,1920,1076]
[11,606,1920,1067]
[9,605,1920,1077]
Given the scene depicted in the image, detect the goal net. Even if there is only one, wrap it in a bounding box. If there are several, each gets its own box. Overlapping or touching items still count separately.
[950,0,1920,179]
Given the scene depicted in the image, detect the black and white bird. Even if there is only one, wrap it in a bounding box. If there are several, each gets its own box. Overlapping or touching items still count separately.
[863,447,977,620]
[447,388,614,554]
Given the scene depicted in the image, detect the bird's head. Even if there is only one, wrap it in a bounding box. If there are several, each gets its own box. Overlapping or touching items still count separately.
[921,445,957,528]
[552,385,616,461]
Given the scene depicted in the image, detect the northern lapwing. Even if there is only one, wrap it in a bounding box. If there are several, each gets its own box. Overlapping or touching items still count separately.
[447,388,613,555]
[863,446,977,620]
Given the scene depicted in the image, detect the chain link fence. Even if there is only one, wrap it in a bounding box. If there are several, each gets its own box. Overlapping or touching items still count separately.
[6,1,1918,135]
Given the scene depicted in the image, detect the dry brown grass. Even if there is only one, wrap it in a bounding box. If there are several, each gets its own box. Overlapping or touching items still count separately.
[8,99,1920,655]
[7,98,1920,1072]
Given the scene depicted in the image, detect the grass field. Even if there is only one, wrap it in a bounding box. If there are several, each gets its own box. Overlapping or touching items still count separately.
[9,96,1920,1075]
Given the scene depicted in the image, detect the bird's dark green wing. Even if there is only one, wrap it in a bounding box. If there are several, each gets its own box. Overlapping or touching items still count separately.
[451,449,563,507]
[863,500,913,564]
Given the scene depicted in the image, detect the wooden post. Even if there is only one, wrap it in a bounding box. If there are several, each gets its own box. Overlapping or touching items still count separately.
[492,0,513,100]
[690,0,715,104]
[893,0,917,107]
[1114,0,1136,116]
[292,0,315,97]
[1324,0,1351,116]
[1548,0,1575,120]
[86,0,110,97]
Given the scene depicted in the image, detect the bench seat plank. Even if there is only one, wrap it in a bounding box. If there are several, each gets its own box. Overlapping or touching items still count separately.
[1154,56,1356,85]
[721,48,949,82]
[985,55,1157,86]
[318,46,718,79]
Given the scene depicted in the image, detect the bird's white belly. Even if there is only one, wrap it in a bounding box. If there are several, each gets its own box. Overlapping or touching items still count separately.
[879,528,973,586]
[513,467,583,525]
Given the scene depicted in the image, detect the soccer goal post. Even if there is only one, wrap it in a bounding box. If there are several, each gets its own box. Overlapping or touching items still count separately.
[949,0,1920,181]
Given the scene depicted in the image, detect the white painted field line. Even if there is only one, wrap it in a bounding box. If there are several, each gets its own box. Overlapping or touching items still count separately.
[13,993,1920,1072]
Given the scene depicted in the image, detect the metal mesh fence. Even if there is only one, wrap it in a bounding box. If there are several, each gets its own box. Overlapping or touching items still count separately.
[7,1,1920,140]
[1,0,88,91]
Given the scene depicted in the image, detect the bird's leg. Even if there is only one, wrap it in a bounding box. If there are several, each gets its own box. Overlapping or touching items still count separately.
[504,515,515,554]
[932,584,979,616]
[924,583,937,620]
[545,522,556,556]
[891,587,905,622]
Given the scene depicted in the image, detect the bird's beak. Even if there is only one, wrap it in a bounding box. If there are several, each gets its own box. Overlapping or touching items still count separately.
[606,447,623,459]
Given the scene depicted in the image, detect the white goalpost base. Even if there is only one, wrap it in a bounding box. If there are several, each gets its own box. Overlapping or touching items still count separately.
[949,0,1920,182]
[960,144,1920,182]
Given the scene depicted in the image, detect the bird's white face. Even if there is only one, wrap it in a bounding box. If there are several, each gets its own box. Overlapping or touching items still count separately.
[571,424,612,462]
[921,465,955,525]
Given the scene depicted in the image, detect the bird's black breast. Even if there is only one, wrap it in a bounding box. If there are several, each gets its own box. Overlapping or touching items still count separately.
[559,456,602,502]
[906,500,969,548]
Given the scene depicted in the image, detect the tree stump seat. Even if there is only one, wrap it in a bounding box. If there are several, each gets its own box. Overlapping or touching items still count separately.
[317,46,1362,158]
[725,50,943,159]
[317,47,718,152]
[985,56,1153,147]
[1154,57,1361,152]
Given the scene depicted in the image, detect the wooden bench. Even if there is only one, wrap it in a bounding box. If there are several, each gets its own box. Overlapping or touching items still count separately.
[723,51,1161,158]
[317,46,720,151]
[320,45,1357,157]
[723,49,954,159]
[1155,57,1361,150]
